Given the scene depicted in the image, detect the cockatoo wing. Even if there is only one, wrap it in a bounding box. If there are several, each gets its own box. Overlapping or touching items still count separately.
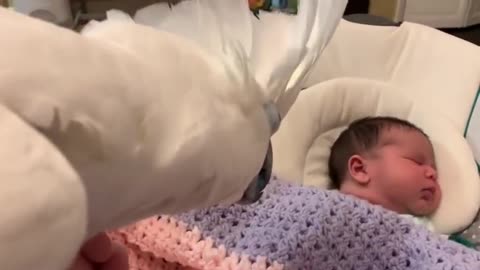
[0,104,86,270]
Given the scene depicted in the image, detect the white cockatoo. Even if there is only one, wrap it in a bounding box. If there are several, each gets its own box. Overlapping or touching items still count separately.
[0,0,346,269]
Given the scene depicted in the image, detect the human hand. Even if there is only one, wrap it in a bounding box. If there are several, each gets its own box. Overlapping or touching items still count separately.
[68,232,128,270]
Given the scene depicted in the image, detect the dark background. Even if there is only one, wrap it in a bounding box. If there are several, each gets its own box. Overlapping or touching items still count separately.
[344,0,370,15]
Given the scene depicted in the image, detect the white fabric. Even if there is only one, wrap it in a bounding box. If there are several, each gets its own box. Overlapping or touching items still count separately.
[272,78,480,234]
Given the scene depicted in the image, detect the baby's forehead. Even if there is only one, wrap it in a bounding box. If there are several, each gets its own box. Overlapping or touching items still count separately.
[379,128,433,152]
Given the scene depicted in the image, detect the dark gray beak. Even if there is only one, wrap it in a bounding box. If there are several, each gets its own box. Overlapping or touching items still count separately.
[238,141,273,204]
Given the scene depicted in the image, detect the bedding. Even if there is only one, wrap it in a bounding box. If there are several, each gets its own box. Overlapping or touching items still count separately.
[109,179,480,270]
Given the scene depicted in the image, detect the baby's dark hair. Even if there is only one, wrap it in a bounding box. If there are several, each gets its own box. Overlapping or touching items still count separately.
[328,116,428,189]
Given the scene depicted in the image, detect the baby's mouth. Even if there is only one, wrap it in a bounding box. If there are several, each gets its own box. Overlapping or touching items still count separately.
[420,187,436,201]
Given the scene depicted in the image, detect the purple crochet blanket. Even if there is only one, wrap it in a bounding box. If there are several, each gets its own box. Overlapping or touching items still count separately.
[110,179,480,270]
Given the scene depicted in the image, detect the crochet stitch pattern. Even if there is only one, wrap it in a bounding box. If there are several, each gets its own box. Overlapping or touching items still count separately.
[109,179,480,270]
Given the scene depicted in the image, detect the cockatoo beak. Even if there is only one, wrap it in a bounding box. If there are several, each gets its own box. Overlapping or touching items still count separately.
[239,140,273,204]
[238,102,280,204]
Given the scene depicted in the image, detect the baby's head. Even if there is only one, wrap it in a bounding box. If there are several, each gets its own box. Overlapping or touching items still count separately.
[328,116,441,216]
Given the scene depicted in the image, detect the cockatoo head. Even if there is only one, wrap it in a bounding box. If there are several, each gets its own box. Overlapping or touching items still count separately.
[80,0,347,217]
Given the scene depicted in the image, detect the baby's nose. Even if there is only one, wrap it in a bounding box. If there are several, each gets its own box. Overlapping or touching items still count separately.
[425,166,437,181]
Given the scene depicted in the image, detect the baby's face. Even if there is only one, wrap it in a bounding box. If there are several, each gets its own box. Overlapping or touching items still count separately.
[368,128,441,216]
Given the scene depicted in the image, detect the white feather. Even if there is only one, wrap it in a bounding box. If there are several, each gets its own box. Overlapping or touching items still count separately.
[81,9,134,36]
[80,19,100,35]
[134,1,252,58]
[0,106,87,270]
[275,0,348,116]
[133,0,254,90]
[131,0,347,118]
[106,9,135,23]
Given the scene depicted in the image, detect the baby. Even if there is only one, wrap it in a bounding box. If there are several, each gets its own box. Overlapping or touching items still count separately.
[328,116,441,229]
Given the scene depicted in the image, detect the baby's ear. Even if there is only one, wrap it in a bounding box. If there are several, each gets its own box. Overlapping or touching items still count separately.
[347,155,370,185]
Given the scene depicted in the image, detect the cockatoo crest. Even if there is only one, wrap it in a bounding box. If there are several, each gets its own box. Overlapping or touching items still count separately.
[88,0,347,130]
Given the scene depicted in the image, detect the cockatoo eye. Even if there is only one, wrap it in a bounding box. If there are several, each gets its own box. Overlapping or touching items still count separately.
[238,141,273,204]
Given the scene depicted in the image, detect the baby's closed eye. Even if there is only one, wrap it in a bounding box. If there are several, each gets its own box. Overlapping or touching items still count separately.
[402,156,424,165]
[403,155,436,169]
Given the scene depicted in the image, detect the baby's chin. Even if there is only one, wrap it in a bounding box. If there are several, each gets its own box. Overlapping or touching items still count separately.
[409,188,442,216]
[409,200,440,217]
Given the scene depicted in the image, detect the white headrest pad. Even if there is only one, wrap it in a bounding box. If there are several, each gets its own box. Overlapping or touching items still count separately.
[305,19,480,132]
[272,78,480,234]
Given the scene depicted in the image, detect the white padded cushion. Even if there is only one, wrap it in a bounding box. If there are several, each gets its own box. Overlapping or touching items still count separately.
[305,19,480,132]
[272,78,480,234]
